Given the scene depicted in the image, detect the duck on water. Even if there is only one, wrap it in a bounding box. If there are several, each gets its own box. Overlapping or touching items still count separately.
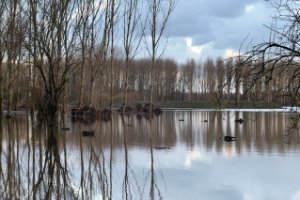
[235,118,244,123]
[220,136,236,142]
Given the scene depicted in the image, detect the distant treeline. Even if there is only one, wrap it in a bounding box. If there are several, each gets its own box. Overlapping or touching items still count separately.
[1,55,290,110]
[67,56,289,107]
[50,56,296,108]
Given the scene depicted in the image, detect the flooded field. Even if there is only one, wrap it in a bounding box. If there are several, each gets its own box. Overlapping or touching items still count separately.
[1,110,300,200]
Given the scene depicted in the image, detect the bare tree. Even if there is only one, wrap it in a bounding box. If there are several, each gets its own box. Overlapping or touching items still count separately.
[85,0,106,106]
[203,58,216,99]
[182,59,196,101]
[78,0,96,106]
[213,57,226,107]
[225,58,233,102]
[247,0,300,106]
[5,0,23,118]
[146,0,175,112]
[233,56,244,107]
[108,0,118,111]
[78,1,88,106]
[163,59,177,100]
[27,0,81,121]
[0,1,6,115]
[120,0,142,113]
[97,0,110,109]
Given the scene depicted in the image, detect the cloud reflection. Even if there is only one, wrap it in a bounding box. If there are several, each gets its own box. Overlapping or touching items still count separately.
[0,110,299,199]
[184,148,212,168]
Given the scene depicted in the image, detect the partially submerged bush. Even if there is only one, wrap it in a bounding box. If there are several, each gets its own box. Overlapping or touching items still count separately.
[117,105,134,114]
[99,107,112,121]
[71,105,112,122]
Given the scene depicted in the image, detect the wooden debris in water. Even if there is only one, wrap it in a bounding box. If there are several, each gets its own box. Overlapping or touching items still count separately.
[82,130,94,137]
[61,127,70,131]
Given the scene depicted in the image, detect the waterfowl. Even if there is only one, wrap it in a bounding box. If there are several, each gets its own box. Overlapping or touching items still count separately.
[154,146,171,150]
[220,136,236,142]
[235,118,244,123]
[61,127,70,131]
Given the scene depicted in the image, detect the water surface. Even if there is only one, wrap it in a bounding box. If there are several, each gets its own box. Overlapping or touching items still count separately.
[1,110,300,200]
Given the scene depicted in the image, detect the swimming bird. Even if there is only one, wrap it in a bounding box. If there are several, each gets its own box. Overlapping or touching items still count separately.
[61,127,70,131]
[220,136,236,142]
[154,146,171,150]
[235,118,244,123]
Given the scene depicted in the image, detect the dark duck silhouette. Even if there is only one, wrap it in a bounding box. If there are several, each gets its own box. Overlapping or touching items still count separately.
[220,136,236,142]
[235,118,244,124]
[154,146,171,150]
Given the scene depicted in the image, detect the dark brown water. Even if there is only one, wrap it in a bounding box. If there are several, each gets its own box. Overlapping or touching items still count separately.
[1,110,300,200]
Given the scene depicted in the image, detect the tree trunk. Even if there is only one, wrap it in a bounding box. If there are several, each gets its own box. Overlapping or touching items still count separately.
[122,59,130,114]
[0,61,2,115]
[110,0,116,111]
[7,61,13,118]
[79,22,87,106]
[235,79,240,107]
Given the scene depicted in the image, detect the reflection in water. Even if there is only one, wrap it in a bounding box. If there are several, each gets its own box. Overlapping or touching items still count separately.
[0,111,299,199]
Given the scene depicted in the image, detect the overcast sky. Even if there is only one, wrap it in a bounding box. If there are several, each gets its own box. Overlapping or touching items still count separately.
[161,0,275,63]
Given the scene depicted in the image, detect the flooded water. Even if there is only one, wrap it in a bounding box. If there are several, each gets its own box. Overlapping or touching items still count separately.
[1,110,300,200]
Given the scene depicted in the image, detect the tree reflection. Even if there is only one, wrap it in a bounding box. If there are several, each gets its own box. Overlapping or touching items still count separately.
[0,111,297,199]
[148,117,162,200]
[121,116,131,200]
[0,118,4,198]
[109,117,113,200]
[32,125,68,200]
[121,115,143,200]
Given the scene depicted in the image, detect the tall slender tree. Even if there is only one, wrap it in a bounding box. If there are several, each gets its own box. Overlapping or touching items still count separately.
[121,0,142,113]
[146,0,175,112]
[108,0,119,111]
[5,0,23,118]
[0,1,6,115]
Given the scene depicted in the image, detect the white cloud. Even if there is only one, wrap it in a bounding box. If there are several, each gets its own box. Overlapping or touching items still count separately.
[165,0,274,60]
[243,193,253,200]
[245,4,255,13]
[185,37,209,59]
[224,48,240,58]
[160,37,213,63]
[292,190,300,200]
